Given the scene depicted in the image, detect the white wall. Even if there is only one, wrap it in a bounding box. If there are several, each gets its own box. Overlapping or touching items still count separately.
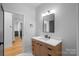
[36,3,77,55]
[14,23,18,31]
[77,3,79,56]
[3,3,36,52]
[4,12,13,48]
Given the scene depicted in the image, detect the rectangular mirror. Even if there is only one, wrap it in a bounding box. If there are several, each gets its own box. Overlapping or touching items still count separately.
[43,13,55,33]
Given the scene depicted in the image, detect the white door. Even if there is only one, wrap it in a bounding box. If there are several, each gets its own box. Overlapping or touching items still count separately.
[4,12,12,48]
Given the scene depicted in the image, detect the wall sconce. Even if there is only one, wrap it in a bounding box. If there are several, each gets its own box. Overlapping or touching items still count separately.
[30,24,33,28]
[42,9,56,17]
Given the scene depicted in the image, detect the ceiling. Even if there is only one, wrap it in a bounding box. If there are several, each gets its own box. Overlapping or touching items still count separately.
[3,3,41,8]
[23,3,41,8]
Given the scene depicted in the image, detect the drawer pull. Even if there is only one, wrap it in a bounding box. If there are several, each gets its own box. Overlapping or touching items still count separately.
[48,48,52,50]
[40,45,42,46]
[48,54,51,56]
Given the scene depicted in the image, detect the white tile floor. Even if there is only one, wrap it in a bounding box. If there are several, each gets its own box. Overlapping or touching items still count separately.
[17,53,33,56]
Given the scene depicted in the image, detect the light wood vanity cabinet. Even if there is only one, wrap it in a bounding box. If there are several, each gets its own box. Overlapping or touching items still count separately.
[40,43,47,56]
[32,39,40,55]
[32,39,62,56]
[46,43,62,56]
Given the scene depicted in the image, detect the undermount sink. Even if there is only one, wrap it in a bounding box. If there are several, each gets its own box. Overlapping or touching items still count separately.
[32,36,62,46]
[36,36,50,41]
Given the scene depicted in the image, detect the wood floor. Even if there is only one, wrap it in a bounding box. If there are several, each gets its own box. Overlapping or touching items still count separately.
[4,37,23,56]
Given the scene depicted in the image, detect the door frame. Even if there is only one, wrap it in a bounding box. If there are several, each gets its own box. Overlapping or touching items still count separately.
[0,3,4,56]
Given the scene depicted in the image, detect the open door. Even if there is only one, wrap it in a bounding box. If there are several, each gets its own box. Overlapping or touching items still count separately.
[0,4,4,56]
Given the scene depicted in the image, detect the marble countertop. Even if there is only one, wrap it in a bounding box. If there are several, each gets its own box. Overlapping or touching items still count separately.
[32,37,62,46]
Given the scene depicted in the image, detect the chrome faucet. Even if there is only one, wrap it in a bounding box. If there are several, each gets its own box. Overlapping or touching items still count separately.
[45,35,50,39]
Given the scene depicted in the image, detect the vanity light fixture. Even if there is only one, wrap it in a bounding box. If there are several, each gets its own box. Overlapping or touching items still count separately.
[50,9,56,14]
[42,12,48,17]
[42,9,56,17]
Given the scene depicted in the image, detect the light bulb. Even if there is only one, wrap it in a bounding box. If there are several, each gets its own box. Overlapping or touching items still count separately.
[42,9,56,17]
[50,9,56,14]
[42,12,49,17]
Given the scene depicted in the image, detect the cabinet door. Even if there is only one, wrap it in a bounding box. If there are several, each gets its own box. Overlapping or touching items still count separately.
[34,42,40,56]
[54,43,62,56]
[32,45,36,55]
[32,40,36,55]
[40,43,47,56]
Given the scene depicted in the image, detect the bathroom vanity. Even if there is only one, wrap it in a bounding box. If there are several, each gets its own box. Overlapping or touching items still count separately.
[32,37,62,56]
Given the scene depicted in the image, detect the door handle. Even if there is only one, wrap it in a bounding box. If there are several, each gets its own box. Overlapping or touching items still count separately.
[0,42,3,46]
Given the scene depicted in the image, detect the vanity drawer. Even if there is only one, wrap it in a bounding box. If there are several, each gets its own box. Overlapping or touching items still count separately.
[46,43,62,56]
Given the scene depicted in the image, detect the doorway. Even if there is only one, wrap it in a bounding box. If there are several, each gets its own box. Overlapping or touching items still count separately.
[4,11,24,56]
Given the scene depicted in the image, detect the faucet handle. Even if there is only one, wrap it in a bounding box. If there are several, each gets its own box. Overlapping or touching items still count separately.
[48,36,50,39]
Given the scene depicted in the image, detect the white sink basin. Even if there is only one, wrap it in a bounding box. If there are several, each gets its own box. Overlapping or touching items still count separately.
[46,39,62,46]
[32,36,62,46]
[36,36,49,40]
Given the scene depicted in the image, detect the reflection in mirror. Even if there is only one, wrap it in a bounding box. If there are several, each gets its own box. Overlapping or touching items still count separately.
[43,13,55,33]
